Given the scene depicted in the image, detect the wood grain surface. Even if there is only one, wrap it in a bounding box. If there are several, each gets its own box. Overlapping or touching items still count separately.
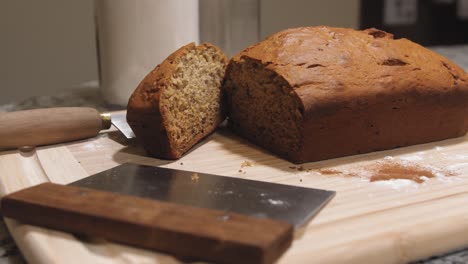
[1,124,468,264]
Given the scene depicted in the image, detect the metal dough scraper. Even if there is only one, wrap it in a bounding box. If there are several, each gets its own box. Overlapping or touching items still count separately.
[1,163,335,264]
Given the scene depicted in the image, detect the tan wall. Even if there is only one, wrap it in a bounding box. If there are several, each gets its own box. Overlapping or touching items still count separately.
[260,0,360,38]
[1,0,360,104]
[0,0,98,104]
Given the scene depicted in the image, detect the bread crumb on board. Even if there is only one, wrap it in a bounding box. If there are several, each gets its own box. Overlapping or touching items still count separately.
[241,161,254,168]
[318,169,342,175]
[289,165,311,172]
[236,161,254,174]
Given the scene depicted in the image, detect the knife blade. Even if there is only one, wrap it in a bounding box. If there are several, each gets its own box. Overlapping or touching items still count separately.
[1,163,335,264]
[0,107,134,149]
[109,111,135,138]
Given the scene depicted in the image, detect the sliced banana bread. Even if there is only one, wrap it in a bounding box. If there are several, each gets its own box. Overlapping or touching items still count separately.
[127,43,228,159]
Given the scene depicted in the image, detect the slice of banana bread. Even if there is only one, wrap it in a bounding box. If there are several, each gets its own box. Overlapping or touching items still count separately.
[127,43,228,159]
[223,26,468,164]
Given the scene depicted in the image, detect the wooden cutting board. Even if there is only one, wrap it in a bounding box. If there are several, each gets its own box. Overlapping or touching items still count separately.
[1,124,468,264]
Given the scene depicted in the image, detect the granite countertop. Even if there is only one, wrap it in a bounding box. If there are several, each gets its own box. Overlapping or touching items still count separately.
[1,45,468,264]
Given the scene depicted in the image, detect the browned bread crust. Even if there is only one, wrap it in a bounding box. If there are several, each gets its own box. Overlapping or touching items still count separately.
[224,26,468,163]
[127,43,228,159]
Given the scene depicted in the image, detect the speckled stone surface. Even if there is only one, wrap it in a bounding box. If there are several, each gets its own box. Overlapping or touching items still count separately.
[0,46,467,264]
[0,81,115,113]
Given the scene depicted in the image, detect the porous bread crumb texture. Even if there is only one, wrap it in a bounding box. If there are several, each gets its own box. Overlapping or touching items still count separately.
[225,58,303,158]
[161,45,226,154]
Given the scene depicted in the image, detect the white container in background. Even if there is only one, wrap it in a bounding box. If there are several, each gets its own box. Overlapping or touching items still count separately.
[95,0,199,106]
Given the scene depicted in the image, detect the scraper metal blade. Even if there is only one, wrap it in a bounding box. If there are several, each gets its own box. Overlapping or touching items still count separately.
[70,163,334,228]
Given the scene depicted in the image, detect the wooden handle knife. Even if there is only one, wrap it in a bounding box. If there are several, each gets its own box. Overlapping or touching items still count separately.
[0,107,111,149]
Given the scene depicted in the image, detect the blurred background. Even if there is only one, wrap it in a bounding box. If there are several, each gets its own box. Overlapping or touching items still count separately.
[1,0,468,105]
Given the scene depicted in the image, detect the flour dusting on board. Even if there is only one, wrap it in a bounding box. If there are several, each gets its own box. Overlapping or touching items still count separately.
[81,137,108,151]
[372,178,420,190]
[303,151,463,190]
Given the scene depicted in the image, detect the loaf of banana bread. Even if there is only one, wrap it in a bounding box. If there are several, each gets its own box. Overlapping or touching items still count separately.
[223,26,468,163]
[127,43,227,159]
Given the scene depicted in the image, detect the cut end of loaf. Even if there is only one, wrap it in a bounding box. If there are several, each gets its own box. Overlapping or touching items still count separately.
[127,43,227,159]
[224,57,303,160]
[161,44,227,156]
